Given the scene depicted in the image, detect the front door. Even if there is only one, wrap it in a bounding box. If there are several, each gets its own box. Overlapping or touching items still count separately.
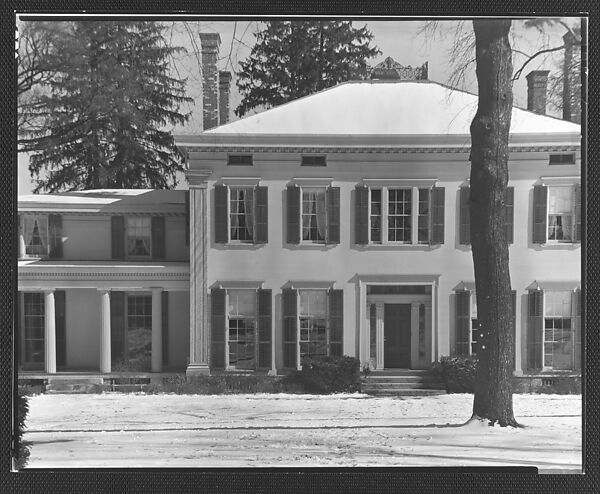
[384,303,411,368]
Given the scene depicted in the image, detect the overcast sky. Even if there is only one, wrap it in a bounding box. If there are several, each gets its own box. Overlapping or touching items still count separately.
[17,18,579,194]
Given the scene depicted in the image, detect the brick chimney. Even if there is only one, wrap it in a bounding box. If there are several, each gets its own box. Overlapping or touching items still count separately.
[526,70,550,115]
[199,33,221,130]
[562,31,580,123]
[219,71,232,125]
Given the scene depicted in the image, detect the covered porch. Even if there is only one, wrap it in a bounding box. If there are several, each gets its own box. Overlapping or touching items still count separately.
[17,260,190,375]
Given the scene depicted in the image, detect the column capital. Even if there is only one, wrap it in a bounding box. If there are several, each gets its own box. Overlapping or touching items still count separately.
[97,288,111,293]
[186,169,213,188]
[43,289,56,295]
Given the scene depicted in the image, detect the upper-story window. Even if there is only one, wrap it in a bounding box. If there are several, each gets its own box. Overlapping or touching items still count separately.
[301,155,327,167]
[356,182,444,246]
[549,153,576,165]
[228,154,253,166]
[286,183,340,245]
[127,217,152,257]
[458,186,514,245]
[533,183,581,244]
[19,214,63,259]
[301,188,327,243]
[111,215,165,260]
[214,183,268,245]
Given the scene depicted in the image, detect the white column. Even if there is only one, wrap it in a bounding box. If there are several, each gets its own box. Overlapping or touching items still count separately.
[268,291,277,376]
[410,302,420,369]
[151,288,163,373]
[18,224,26,259]
[424,301,432,366]
[431,283,438,362]
[186,169,212,376]
[514,295,523,375]
[376,302,385,369]
[44,290,56,374]
[99,289,111,373]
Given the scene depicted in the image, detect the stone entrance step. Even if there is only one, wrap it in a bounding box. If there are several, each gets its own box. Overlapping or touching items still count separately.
[45,376,105,394]
[362,369,446,396]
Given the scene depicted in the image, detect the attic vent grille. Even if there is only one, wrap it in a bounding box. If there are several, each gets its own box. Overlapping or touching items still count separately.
[228,154,253,166]
[549,153,576,165]
[301,155,327,167]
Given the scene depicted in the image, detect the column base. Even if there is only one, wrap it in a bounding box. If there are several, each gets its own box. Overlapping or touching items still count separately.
[267,369,277,377]
[512,369,524,377]
[186,363,211,377]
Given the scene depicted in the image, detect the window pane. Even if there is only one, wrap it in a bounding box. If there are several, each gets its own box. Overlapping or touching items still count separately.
[126,294,152,371]
[547,187,574,242]
[302,188,326,242]
[388,189,412,242]
[127,217,151,257]
[228,290,257,317]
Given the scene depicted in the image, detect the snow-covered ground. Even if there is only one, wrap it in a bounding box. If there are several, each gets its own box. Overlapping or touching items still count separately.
[23,393,581,470]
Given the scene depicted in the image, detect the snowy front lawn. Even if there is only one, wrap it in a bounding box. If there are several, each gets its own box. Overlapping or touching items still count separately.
[23,393,581,470]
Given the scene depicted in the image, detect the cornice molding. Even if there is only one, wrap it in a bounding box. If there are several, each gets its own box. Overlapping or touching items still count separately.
[185,168,213,187]
[185,145,579,155]
[19,271,190,279]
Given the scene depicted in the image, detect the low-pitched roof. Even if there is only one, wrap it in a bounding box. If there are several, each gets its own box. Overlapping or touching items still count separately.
[18,189,186,213]
[205,80,580,136]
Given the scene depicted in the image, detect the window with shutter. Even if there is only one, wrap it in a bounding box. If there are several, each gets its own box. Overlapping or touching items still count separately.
[543,290,577,370]
[48,214,63,259]
[533,184,581,244]
[257,289,272,368]
[211,288,226,369]
[151,216,165,259]
[22,214,49,257]
[127,217,152,258]
[527,290,544,370]
[111,216,125,260]
[215,184,269,245]
[359,185,443,245]
[355,185,370,245]
[282,288,298,368]
[460,186,513,245]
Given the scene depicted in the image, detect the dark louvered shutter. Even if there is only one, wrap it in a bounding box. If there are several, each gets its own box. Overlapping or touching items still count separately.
[573,184,581,243]
[459,187,470,245]
[430,186,445,245]
[48,214,63,259]
[55,290,66,367]
[287,185,301,244]
[505,187,514,244]
[151,216,166,259]
[326,187,340,244]
[254,186,268,244]
[329,289,343,356]
[184,190,190,246]
[110,291,126,363]
[282,288,298,368]
[162,291,169,367]
[258,289,272,368]
[111,216,125,260]
[211,288,226,369]
[532,185,548,244]
[455,290,471,355]
[527,290,544,370]
[573,289,582,371]
[355,185,369,245]
[511,290,517,370]
[214,185,228,244]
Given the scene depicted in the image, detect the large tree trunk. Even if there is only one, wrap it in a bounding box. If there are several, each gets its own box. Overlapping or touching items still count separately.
[469,19,518,427]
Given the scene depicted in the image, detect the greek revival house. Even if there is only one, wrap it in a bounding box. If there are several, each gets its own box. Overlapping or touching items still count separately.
[175,73,581,377]
[17,43,581,378]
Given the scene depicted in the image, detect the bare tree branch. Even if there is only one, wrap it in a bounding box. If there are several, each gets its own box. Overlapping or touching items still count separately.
[512,45,564,81]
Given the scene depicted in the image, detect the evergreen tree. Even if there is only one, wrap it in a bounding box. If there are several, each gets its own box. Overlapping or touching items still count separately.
[19,21,192,192]
[236,21,380,117]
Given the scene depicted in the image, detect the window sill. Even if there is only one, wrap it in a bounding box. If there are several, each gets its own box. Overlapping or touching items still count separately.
[214,242,264,250]
[355,243,436,251]
[533,242,580,250]
[286,243,338,251]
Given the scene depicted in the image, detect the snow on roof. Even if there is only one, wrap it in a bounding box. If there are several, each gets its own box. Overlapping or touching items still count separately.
[18,189,186,212]
[206,80,580,136]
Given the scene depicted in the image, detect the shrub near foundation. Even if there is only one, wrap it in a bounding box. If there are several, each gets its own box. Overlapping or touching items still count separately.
[14,387,31,469]
[285,355,362,394]
[432,355,478,393]
[144,374,303,395]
